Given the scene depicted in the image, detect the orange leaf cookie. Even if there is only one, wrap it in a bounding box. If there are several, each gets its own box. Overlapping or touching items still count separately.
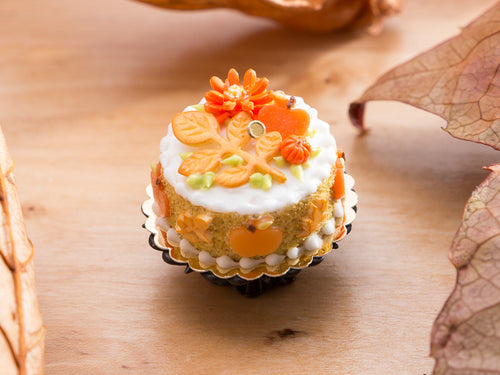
[255,131,282,160]
[172,111,287,188]
[215,166,253,188]
[227,111,252,147]
[178,149,223,176]
[172,111,219,146]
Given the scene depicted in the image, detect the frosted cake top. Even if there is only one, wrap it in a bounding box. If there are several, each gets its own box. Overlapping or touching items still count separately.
[159,69,337,214]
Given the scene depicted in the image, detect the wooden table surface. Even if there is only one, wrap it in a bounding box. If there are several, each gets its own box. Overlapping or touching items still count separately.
[2,0,499,374]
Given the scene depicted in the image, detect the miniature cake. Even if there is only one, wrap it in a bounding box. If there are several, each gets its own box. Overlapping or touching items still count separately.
[147,68,355,279]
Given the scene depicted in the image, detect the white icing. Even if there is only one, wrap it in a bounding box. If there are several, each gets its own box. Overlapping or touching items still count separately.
[216,255,239,269]
[159,96,337,214]
[286,247,300,260]
[199,251,216,266]
[239,257,265,269]
[169,225,338,272]
[166,228,181,246]
[265,254,286,267]
[156,217,170,231]
[322,219,336,235]
[333,201,344,218]
[303,233,323,251]
[180,239,199,258]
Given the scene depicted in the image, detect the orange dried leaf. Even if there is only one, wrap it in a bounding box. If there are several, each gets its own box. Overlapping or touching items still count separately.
[215,166,252,188]
[255,131,282,160]
[178,149,223,176]
[431,165,500,374]
[0,128,45,375]
[227,111,252,147]
[135,0,400,33]
[172,111,218,146]
[349,3,500,150]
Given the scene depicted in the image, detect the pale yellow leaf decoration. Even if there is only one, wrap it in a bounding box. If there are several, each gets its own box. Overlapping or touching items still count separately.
[178,149,223,176]
[255,131,282,160]
[299,195,329,238]
[0,127,45,375]
[215,166,253,188]
[227,111,252,148]
[171,111,219,146]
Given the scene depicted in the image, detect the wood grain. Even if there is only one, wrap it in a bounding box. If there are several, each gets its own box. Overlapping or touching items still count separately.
[1,0,498,374]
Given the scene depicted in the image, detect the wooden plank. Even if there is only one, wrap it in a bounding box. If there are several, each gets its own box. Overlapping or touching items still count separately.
[1,0,498,373]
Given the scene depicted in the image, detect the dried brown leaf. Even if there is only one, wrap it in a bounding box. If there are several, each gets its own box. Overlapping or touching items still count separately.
[135,0,401,33]
[431,164,500,375]
[0,127,45,375]
[350,3,500,150]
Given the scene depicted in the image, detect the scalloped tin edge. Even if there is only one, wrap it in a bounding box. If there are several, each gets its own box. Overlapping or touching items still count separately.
[142,173,357,281]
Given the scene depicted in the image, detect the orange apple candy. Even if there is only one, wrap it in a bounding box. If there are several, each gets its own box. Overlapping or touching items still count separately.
[257,104,310,139]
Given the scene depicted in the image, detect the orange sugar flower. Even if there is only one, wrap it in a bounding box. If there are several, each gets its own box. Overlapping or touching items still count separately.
[204,68,273,124]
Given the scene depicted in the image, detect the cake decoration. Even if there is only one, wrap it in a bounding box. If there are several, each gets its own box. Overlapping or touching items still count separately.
[280,134,311,165]
[333,150,345,200]
[247,120,266,139]
[150,161,170,217]
[299,195,329,238]
[175,211,213,243]
[204,68,273,124]
[172,109,286,188]
[186,171,216,190]
[228,217,283,258]
[143,68,358,295]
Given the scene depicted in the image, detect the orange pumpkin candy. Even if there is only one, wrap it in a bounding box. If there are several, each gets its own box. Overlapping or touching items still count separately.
[280,135,311,164]
[229,219,282,258]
